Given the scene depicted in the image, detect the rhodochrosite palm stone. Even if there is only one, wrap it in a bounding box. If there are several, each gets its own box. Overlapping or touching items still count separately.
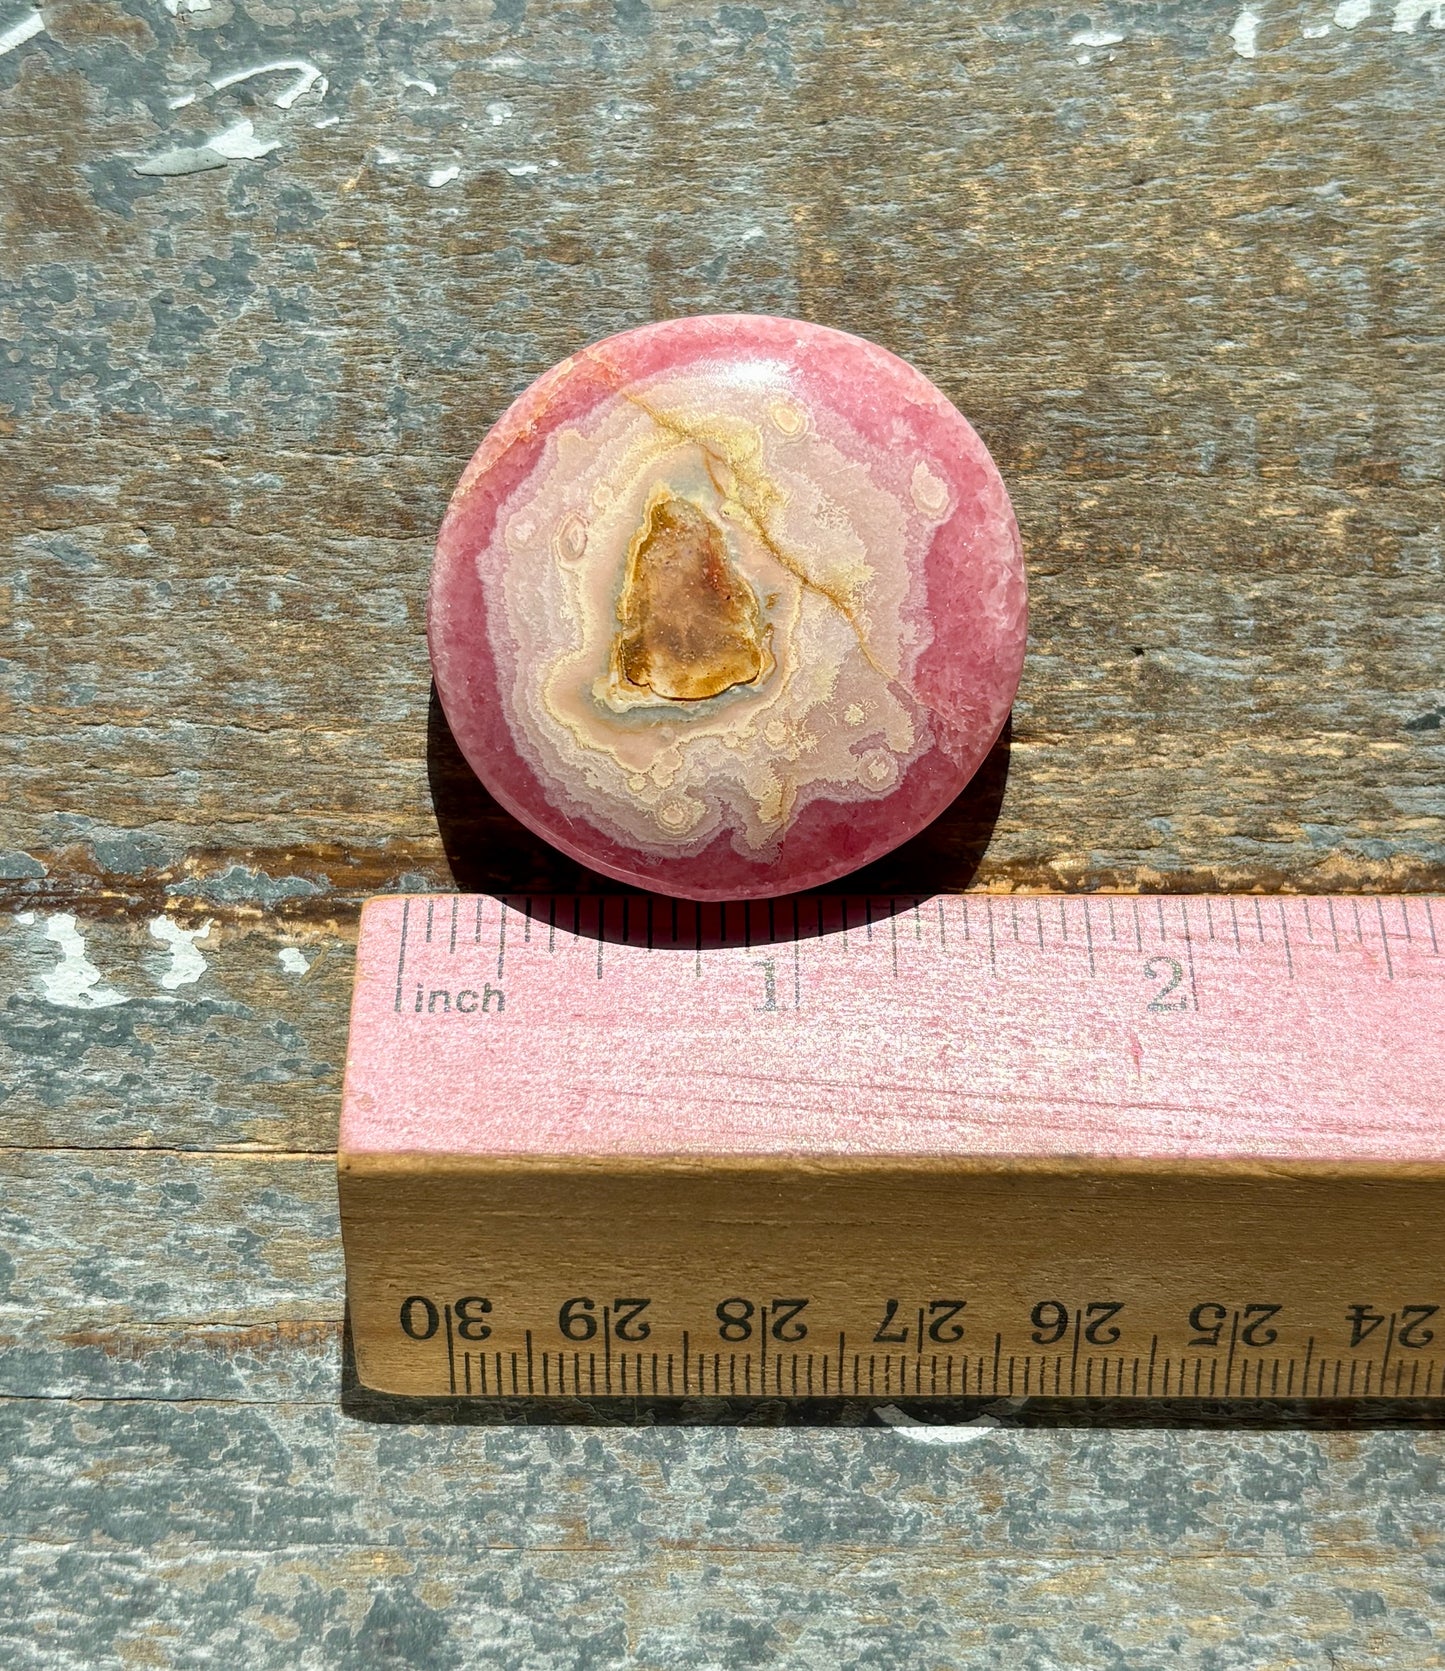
[429,315,1026,900]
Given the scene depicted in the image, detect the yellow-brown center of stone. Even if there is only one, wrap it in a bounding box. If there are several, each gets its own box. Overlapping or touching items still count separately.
[611,489,768,702]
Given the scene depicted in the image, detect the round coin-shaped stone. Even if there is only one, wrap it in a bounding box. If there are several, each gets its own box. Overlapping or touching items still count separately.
[429,314,1027,900]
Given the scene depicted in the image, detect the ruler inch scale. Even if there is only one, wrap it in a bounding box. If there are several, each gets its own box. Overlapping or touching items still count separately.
[340,892,1445,1402]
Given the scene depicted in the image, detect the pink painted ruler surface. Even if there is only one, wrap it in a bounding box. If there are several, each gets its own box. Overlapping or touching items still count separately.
[341,894,1445,1163]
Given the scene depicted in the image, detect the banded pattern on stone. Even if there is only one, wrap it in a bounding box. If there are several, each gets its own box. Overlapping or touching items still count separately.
[429,314,1027,899]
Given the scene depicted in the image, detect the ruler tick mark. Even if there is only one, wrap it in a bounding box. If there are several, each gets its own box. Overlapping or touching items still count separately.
[1083,899,1096,976]
[497,899,508,981]
[443,1302,456,1396]
[449,897,458,955]
[1327,898,1340,953]
[1229,897,1241,953]
[1278,901,1294,978]
[1376,898,1395,981]
[1427,899,1440,956]
[393,899,410,1013]
[937,897,947,951]
[1069,1309,1083,1395]
[793,903,802,1008]
[1178,897,1200,1009]
[425,899,434,944]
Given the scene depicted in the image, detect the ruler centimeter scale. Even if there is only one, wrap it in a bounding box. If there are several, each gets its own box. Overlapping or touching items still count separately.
[339,893,1445,1402]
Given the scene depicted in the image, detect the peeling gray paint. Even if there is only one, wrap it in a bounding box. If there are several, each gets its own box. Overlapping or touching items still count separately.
[169,866,327,907]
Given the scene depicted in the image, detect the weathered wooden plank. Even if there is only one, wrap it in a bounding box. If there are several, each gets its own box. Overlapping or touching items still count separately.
[2,1,1442,909]
[0,916,347,1150]
[5,1544,1439,1670]
[2,1407,1443,1667]
[0,1138,337,1400]
[0,1150,338,1323]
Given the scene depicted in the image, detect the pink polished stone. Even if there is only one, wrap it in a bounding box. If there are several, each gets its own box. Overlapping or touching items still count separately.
[428,314,1026,900]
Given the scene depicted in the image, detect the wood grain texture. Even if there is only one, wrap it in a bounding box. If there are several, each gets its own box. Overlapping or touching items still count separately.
[1,0,1443,1665]
[2,0,1442,912]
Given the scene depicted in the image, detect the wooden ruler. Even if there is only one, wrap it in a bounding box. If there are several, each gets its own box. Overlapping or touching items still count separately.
[339,894,1445,1401]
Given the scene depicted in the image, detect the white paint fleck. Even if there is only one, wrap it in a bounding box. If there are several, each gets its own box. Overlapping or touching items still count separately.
[39,914,127,1010]
[14,911,35,925]
[167,91,198,109]
[148,916,212,990]
[505,161,540,176]
[135,117,279,176]
[134,145,225,177]
[1334,0,1370,27]
[875,1404,1005,1446]
[1231,8,1262,55]
[427,164,460,187]
[1303,21,1332,33]
[210,59,328,110]
[374,146,402,165]
[278,947,311,975]
[314,115,340,129]
[1392,0,1445,27]
[0,8,44,57]
[206,118,280,159]
[1070,28,1124,45]
[486,100,513,125]
[164,0,213,14]
[403,75,438,96]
